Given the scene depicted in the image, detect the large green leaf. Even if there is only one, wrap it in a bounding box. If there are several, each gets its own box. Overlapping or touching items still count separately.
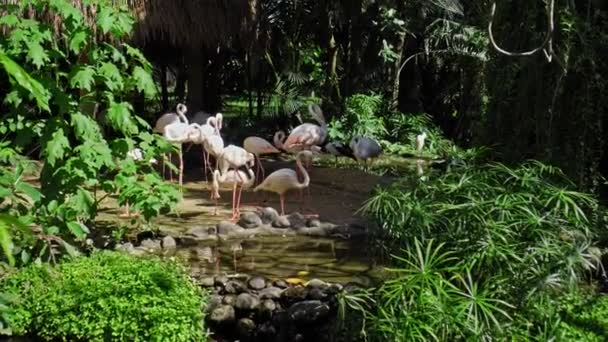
[107,101,138,135]
[69,66,95,91]
[70,111,101,141]
[98,62,123,91]
[25,41,49,69]
[68,30,88,54]
[44,128,70,166]
[132,66,157,99]
[96,7,114,34]
[0,222,14,266]
[66,221,88,240]
[0,52,50,111]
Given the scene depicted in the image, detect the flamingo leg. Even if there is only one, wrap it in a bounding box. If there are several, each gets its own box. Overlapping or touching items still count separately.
[235,185,244,217]
[214,197,219,215]
[179,145,184,192]
[202,150,208,182]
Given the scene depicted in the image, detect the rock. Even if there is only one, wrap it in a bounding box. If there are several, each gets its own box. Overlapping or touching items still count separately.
[214,275,229,288]
[259,299,277,316]
[136,230,155,243]
[194,247,214,262]
[114,242,134,252]
[209,305,235,324]
[287,300,331,324]
[281,286,308,302]
[224,280,247,294]
[217,221,245,235]
[259,286,283,299]
[235,293,260,311]
[308,288,328,300]
[236,318,256,338]
[161,235,177,250]
[238,212,263,228]
[140,238,162,251]
[248,276,267,290]
[259,207,280,224]
[286,212,306,228]
[199,276,215,287]
[295,227,328,237]
[306,279,329,289]
[205,294,223,313]
[222,294,237,306]
[306,219,321,228]
[185,226,210,238]
[273,279,289,289]
[256,322,277,339]
[272,215,291,228]
[130,247,148,256]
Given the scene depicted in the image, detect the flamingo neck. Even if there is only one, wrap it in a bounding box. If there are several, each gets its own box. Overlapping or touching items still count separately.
[274,131,286,150]
[177,106,189,124]
[295,153,310,189]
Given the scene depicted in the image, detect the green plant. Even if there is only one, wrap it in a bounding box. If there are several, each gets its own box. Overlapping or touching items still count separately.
[361,161,605,340]
[327,93,387,142]
[0,0,181,264]
[1,251,207,341]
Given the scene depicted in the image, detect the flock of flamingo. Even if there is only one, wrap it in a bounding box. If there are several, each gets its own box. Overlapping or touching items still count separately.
[123,103,391,220]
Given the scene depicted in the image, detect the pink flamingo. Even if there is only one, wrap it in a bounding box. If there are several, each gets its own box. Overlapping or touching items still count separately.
[282,104,328,151]
[154,104,188,181]
[243,136,280,182]
[253,151,311,216]
[211,168,255,219]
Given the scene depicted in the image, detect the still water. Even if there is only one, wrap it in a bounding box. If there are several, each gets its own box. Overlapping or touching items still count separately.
[177,235,384,285]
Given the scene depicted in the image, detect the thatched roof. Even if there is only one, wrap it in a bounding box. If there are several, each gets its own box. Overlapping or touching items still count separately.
[128,0,253,48]
[1,0,254,49]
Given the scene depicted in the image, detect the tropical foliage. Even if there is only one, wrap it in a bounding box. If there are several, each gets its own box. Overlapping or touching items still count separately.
[1,251,207,341]
[361,161,606,340]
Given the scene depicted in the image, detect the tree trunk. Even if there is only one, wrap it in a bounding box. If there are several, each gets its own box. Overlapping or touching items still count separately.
[175,62,187,104]
[390,32,406,112]
[185,48,205,112]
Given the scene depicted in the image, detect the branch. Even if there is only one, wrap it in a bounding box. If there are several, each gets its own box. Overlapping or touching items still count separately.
[487,0,555,62]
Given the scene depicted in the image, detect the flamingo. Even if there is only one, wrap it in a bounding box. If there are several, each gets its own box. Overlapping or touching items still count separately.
[243,136,280,182]
[416,132,427,152]
[217,145,255,179]
[253,150,311,216]
[154,103,188,180]
[350,136,383,172]
[203,134,225,177]
[282,104,328,150]
[163,122,200,191]
[119,148,158,218]
[211,168,255,219]
[273,131,318,170]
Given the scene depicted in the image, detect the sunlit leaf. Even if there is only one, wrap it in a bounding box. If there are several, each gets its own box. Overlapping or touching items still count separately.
[44,128,70,166]
[0,52,50,111]
[69,66,95,91]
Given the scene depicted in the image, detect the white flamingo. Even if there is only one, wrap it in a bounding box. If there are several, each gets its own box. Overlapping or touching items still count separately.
[282,104,328,151]
[211,168,255,219]
[218,145,255,178]
[253,151,311,216]
[244,136,280,182]
[203,134,225,178]
[120,148,158,218]
[163,122,200,191]
[416,132,427,152]
[154,103,188,181]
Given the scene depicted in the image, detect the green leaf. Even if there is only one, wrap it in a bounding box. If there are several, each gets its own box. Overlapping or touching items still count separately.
[0,14,19,27]
[16,182,41,203]
[124,43,152,69]
[71,187,95,217]
[60,240,80,258]
[0,52,50,111]
[68,30,88,54]
[69,66,95,91]
[107,101,138,135]
[132,66,157,99]
[70,112,101,141]
[98,62,123,91]
[0,222,14,266]
[96,7,114,34]
[26,41,49,69]
[66,221,88,240]
[44,128,70,166]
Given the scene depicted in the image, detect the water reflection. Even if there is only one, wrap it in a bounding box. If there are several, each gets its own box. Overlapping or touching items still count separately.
[179,235,380,285]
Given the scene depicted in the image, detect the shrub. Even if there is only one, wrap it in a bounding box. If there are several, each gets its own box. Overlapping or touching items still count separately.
[1,251,207,342]
[361,161,605,340]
